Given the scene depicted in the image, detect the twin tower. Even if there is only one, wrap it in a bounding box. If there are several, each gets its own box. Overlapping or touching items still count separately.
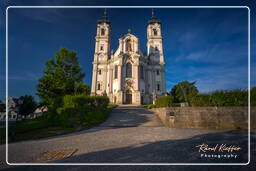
[91,9,166,105]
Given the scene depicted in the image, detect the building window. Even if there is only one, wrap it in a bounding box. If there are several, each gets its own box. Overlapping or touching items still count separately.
[126,63,132,78]
[98,69,101,75]
[140,65,144,79]
[153,29,158,36]
[100,45,104,51]
[97,82,101,90]
[157,84,160,91]
[101,28,105,36]
[114,65,118,79]
[156,70,160,75]
[126,39,132,52]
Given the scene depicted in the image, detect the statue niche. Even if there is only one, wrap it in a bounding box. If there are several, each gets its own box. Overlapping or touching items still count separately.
[126,39,132,52]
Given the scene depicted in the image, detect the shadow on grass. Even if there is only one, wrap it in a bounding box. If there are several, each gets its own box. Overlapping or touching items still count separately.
[31,106,158,141]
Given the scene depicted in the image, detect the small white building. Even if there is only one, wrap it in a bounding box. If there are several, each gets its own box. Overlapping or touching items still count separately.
[0,97,21,121]
[28,106,48,119]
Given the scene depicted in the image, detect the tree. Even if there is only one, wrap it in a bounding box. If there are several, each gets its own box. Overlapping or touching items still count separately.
[251,87,256,106]
[170,81,199,104]
[37,48,85,109]
[18,95,37,116]
[75,82,91,95]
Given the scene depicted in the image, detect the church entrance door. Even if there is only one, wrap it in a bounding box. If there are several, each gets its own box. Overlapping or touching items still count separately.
[126,93,132,104]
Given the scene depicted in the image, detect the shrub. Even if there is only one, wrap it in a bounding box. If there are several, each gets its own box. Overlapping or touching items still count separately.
[251,87,256,106]
[191,89,249,107]
[56,95,110,128]
[190,94,213,107]
[155,96,174,108]
[143,104,156,109]
[211,90,248,106]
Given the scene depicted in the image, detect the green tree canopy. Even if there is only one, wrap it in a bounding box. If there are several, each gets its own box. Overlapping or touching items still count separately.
[75,82,91,95]
[18,95,37,116]
[170,81,199,103]
[37,48,85,109]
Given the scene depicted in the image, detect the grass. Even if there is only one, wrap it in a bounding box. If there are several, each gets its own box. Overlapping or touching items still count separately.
[143,104,156,109]
[0,104,117,144]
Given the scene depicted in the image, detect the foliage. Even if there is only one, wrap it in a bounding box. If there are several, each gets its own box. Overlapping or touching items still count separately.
[170,81,198,104]
[190,94,213,107]
[190,89,249,107]
[56,95,109,127]
[1,100,116,144]
[143,104,156,109]
[36,48,85,110]
[18,95,38,116]
[75,82,91,95]
[155,96,175,108]
[211,89,247,106]
[251,87,256,106]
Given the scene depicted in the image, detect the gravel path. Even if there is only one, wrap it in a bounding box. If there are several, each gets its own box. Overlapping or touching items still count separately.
[0,105,254,170]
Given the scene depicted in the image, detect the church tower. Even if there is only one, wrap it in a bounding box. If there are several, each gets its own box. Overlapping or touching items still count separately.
[91,9,111,95]
[147,9,164,64]
[146,9,166,99]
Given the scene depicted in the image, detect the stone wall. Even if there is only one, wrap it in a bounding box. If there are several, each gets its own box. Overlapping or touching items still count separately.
[150,107,256,130]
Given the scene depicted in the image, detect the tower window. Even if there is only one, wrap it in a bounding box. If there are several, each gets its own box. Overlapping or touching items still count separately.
[126,63,132,78]
[98,69,102,75]
[114,65,118,79]
[153,29,158,36]
[157,84,160,91]
[156,70,160,75]
[101,28,105,36]
[140,65,144,79]
[126,39,132,52]
[97,82,101,90]
[100,45,104,51]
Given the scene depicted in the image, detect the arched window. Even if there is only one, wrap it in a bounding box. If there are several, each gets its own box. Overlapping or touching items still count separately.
[101,28,105,36]
[97,82,101,90]
[114,65,118,79]
[157,84,160,91]
[126,39,132,52]
[126,63,132,78]
[100,45,104,51]
[153,29,158,36]
[155,46,159,51]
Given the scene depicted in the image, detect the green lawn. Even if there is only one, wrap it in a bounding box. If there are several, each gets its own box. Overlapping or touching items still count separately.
[0,104,117,144]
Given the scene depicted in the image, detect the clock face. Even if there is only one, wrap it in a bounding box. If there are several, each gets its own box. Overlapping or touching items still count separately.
[102,23,107,29]
[152,23,158,29]
[99,53,105,59]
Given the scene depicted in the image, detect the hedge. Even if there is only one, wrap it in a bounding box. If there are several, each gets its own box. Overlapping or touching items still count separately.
[155,96,175,108]
[190,89,251,107]
[55,95,110,127]
[153,88,255,108]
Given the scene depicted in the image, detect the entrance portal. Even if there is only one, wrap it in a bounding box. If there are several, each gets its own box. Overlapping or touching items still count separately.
[126,93,132,104]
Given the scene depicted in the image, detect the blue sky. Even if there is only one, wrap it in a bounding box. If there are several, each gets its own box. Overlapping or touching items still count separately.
[0,0,255,101]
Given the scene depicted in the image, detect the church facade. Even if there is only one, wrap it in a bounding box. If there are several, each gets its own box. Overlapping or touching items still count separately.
[91,10,166,105]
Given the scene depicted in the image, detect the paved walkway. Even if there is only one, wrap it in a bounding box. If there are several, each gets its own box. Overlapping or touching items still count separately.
[0,105,254,170]
[99,105,163,127]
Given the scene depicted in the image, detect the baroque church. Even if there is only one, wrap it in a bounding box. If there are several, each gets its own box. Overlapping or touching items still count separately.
[91,9,166,105]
